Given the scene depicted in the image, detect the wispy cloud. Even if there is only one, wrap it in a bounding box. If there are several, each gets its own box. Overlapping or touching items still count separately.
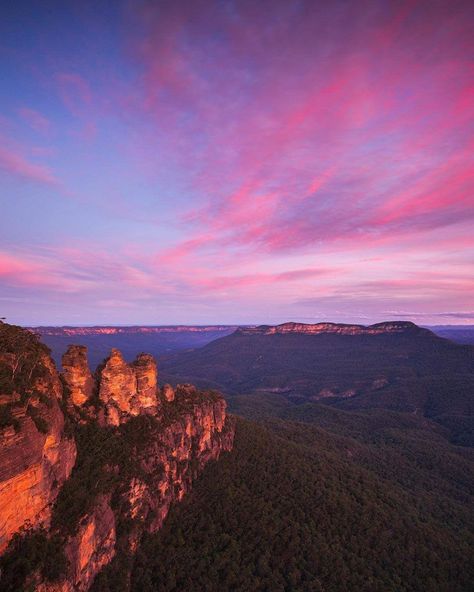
[18,107,51,134]
[1,0,473,323]
[125,0,474,263]
[0,145,59,186]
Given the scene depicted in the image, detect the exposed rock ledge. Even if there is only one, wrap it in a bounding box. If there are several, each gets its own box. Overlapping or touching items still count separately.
[237,321,430,336]
[0,349,76,554]
[0,323,234,592]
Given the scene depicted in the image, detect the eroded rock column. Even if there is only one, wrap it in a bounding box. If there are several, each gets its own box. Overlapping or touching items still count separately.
[62,345,94,407]
[98,349,137,425]
[132,353,158,411]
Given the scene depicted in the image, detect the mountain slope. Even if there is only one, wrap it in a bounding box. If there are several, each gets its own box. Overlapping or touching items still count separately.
[427,325,474,345]
[159,321,474,443]
[130,416,474,592]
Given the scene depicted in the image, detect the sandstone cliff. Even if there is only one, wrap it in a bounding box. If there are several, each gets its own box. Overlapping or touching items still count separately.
[237,321,430,336]
[96,348,159,425]
[0,325,76,554]
[0,323,234,592]
[61,346,93,407]
[45,385,233,592]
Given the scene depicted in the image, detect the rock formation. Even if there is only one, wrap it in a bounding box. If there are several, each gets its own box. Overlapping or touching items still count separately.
[97,348,138,425]
[62,345,94,406]
[97,349,159,425]
[132,353,158,410]
[0,337,76,554]
[162,383,175,402]
[36,386,233,592]
[31,325,239,336]
[0,323,235,591]
[52,496,117,592]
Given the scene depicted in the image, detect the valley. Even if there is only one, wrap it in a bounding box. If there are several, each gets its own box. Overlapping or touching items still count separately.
[0,320,473,591]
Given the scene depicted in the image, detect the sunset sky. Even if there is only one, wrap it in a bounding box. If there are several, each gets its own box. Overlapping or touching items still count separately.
[0,0,473,325]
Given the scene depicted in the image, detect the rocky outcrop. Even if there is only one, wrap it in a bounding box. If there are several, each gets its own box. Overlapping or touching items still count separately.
[38,385,234,592]
[114,387,232,540]
[64,496,116,592]
[98,348,137,425]
[61,346,162,425]
[0,323,234,592]
[162,383,175,402]
[0,348,76,553]
[132,353,158,410]
[97,349,159,425]
[35,495,116,592]
[238,321,430,336]
[62,346,94,407]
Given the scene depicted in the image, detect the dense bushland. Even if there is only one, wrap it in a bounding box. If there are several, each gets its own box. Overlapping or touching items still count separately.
[130,416,474,592]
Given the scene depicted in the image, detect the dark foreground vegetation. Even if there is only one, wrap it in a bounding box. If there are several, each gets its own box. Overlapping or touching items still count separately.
[130,415,474,592]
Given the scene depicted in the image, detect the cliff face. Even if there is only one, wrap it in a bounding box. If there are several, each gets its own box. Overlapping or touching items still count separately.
[0,323,235,592]
[0,332,76,554]
[97,348,141,425]
[38,496,117,592]
[48,387,233,592]
[132,353,158,409]
[238,321,430,336]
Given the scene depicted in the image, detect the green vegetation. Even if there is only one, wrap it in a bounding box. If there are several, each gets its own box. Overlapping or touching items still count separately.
[0,322,50,396]
[0,527,67,592]
[0,404,20,431]
[161,329,474,445]
[0,323,53,431]
[52,417,157,536]
[52,386,224,537]
[130,417,474,592]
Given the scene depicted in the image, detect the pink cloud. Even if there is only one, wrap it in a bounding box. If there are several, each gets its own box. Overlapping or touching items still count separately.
[3,0,474,323]
[189,267,338,292]
[0,253,35,277]
[121,0,473,268]
[0,247,158,296]
[0,145,59,186]
[374,156,474,226]
[157,235,216,265]
[56,72,92,110]
[18,107,51,134]
[0,252,63,289]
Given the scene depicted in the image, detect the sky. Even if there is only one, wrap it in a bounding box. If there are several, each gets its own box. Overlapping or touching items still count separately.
[0,0,473,326]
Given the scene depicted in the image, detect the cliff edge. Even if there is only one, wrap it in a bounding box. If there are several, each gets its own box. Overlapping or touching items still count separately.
[0,322,235,591]
[236,321,431,336]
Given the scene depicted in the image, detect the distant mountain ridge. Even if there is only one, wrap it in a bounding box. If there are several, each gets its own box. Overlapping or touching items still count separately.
[31,326,242,369]
[30,322,474,371]
[237,320,430,336]
[160,320,474,444]
[31,325,240,336]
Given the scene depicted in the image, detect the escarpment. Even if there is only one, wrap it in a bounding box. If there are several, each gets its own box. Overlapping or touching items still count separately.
[0,325,76,555]
[237,321,431,336]
[0,323,235,592]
